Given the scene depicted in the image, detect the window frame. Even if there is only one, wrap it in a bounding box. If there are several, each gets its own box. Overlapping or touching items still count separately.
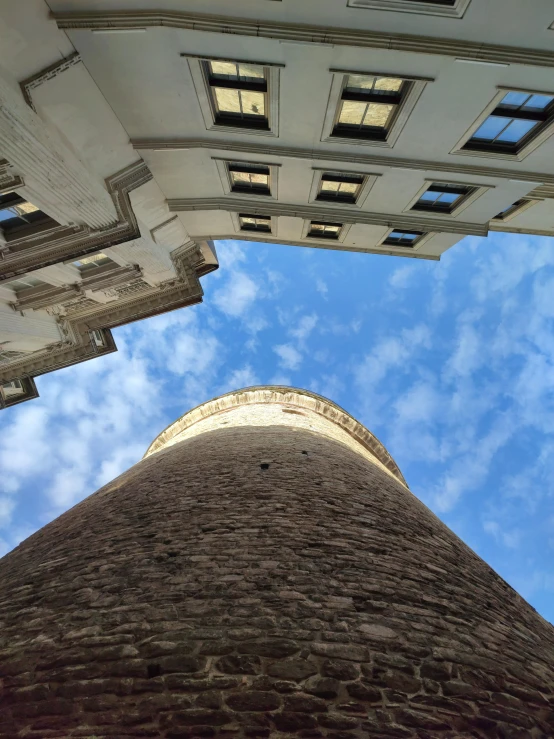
[236,212,273,234]
[405,179,490,217]
[346,0,471,17]
[321,68,432,148]
[302,220,352,243]
[452,86,554,161]
[213,157,280,200]
[187,55,282,137]
[308,168,380,208]
[491,197,539,223]
[0,192,58,242]
[379,228,433,249]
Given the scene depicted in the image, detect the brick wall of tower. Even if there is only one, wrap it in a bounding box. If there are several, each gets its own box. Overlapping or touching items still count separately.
[0,425,553,738]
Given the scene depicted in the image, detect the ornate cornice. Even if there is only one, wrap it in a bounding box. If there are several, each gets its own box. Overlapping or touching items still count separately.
[144,385,408,487]
[169,197,487,236]
[132,138,552,187]
[0,160,152,281]
[20,52,82,111]
[51,9,554,69]
[189,231,440,261]
[0,241,211,390]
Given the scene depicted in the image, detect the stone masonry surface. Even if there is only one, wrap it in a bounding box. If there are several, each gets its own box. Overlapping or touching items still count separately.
[0,424,553,738]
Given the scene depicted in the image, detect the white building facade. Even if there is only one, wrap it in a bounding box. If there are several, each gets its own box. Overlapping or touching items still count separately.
[2,0,554,405]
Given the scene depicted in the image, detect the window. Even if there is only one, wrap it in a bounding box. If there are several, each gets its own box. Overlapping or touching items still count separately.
[383,229,425,247]
[90,329,106,348]
[317,173,365,204]
[308,221,343,240]
[321,69,430,147]
[462,90,554,157]
[72,253,112,271]
[413,182,474,213]
[187,55,281,137]
[228,162,271,195]
[239,214,271,233]
[492,198,537,222]
[6,275,44,292]
[0,193,54,237]
[204,60,269,130]
[2,379,24,396]
[333,74,406,141]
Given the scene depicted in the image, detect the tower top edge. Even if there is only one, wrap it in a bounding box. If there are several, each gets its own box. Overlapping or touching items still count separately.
[144,385,408,487]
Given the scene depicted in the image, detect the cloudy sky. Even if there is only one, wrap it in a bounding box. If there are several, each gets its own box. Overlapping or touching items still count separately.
[1,233,554,624]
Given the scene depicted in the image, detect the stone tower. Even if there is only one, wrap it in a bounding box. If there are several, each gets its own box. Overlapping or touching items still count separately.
[0,386,553,739]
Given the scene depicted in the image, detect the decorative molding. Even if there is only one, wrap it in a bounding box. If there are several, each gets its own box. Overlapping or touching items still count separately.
[0,240,218,399]
[20,52,82,111]
[131,138,552,186]
[188,231,441,261]
[52,9,554,69]
[0,160,152,281]
[180,52,285,69]
[167,196,488,236]
[347,0,471,20]
[528,184,554,199]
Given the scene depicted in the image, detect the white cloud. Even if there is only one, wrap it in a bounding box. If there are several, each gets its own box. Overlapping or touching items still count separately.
[274,343,302,370]
[47,468,90,510]
[213,271,259,317]
[167,332,222,376]
[220,365,260,393]
[394,382,441,425]
[389,264,417,289]
[483,519,521,549]
[316,279,328,298]
[0,497,16,527]
[289,313,318,342]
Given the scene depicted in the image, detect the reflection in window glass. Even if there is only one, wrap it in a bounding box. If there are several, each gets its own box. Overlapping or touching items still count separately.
[239,214,271,232]
[206,60,269,129]
[229,163,271,195]
[308,221,343,239]
[334,74,406,139]
[414,183,473,213]
[384,230,424,247]
[318,173,364,204]
[465,89,554,154]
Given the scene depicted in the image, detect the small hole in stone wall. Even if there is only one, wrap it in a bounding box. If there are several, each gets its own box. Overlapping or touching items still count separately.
[260,463,270,470]
[301,450,309,455]
[167,551,178,558]
[147,663,161,678]
[282,409,305,415]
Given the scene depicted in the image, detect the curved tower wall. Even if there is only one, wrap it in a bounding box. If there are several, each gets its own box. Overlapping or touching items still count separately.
[0,386,553,739]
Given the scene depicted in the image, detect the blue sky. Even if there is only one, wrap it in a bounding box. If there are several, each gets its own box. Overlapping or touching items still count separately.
[1,234,554,624]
